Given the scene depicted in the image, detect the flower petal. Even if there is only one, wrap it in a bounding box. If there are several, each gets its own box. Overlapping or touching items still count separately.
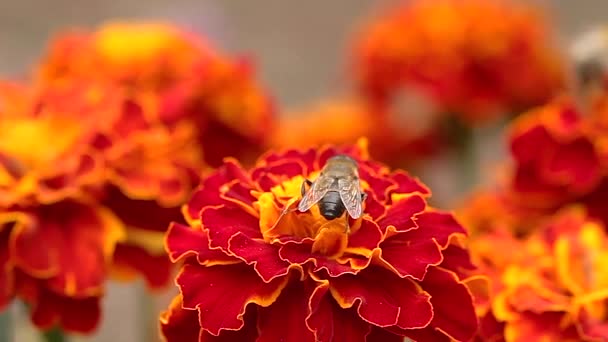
[165,222,236,265]
[306,281,371,342]
[377,228,443,280]
[11,202,125,296]
[413,211,467,248]
[177,263,288,335]
[227,232,290,282]
[202,206,262,251]
[0,224,13,309]
[377,195,426,234]
[279,240,358,277]
[257,279,316,342]
[329,266,432,329]
[419,267,478,342]
[159,296,202,342]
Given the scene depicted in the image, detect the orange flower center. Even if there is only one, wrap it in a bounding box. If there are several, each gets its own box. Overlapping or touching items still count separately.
[256,173,367,259]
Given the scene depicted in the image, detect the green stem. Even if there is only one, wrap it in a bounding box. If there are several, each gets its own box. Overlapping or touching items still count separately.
[0,309,12,342]
[42,327,67,342]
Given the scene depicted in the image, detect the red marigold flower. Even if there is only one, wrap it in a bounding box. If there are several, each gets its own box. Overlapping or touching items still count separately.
[38,21,275,167]
[0,81,126,332]
[507,95,608,226]
[353,0,565,124]
[469,207,608,341]
[161,140,478,341]
[269,98,445,167]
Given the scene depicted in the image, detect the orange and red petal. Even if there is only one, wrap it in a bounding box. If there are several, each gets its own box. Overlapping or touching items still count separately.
[227,232,290,282]
[329,266,432,329]
[184,159,254,223]
[11,202,124,296]
[414,211,467,248]
[377,228,443,280]
[306,282,371,342]
[505,311,580,342]
[278,240,359,277]
[257,279,315,342]
[160,296,202,342]
[377,195,426,234]
[418,267,478,342]
[18,275,101,334]
[165,222,236,265]
[176,263,288,335]
[201,206,262,250]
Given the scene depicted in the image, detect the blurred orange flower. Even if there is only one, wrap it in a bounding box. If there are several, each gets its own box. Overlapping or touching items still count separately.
[39,21,275,167]
[0,81,125,333]
[270,98,444,167]
[353,0,566,124]
[469,207,608,341]
[30,22,276,291]
[160,141,479,341]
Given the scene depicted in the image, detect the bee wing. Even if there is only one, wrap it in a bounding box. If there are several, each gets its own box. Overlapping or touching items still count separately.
[298,175,332,212]
[338,177,363,219]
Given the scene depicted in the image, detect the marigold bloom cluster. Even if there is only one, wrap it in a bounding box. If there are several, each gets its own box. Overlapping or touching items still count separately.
[0,22,274,333]
[160,141,479,342]
[353,0,565,124]
[459,91,608,341]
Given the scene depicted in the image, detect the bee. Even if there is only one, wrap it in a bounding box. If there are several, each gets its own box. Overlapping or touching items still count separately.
[298,155,367,232]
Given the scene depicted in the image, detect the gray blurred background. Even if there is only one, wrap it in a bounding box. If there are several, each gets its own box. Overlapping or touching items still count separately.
[1,0,607,341]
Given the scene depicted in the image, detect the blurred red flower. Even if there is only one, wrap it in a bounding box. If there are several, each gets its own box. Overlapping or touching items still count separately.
[160,140,478,341]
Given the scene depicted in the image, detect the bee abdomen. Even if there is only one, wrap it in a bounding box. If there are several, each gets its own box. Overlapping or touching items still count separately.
[319,192,345,220]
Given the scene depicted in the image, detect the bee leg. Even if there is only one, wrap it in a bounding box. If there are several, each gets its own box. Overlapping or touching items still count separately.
[360,192,368,201]
[344,215,350,234]
[300,179,313,197]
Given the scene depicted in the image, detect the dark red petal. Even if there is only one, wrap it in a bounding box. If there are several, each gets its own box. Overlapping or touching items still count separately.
[160,296,202,342]
[202,206,262,251]
[165,223,235,264]
[177,263,287,335]
[363,192,386,220]
[377,195,426,233]
[28,287,101,333]
[257,279,315,342]
[366,327,406,342]
[306,282,370,342]
[279,240,357,276]
[413,211,467,248]
[185,160,253,221]
[378,229,443,280]
[329,266,432,329]
[12,202,116,296]
[439,244,477,279]
[347,219,383,252]
[252,159,305,191]
[403,326,451,342]
[260,148,317,175]
[419,267,477,342]
[578,308,608,341]
[359,166,396,203]
[389,171,431,197]
[543,137,600,192]
[200,306,259,342]
[227,232,290,282]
